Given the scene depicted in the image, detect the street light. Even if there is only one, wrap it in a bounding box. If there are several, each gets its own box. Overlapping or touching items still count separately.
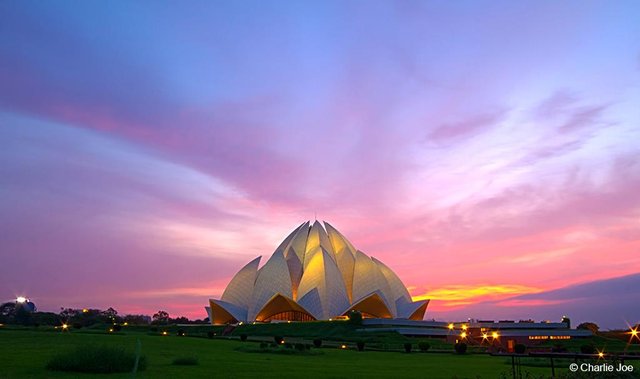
[16,297,27,304]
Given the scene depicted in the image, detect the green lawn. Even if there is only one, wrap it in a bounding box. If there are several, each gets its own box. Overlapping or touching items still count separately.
[0,328,584,379]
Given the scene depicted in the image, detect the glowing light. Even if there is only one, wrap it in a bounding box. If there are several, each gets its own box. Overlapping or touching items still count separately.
[461,324,468,331]
[492,332,499,339]
[61,324,68,329]
[16,297,27,303]
[82,308,89,313]
[629,327,639,341]
[448,323,454,330]
[460,332,467,338]
[482,333,488,339]
[162,331,168,336]
[123,322,128,326]
[280,340,285,344]
[598,351,604,358]
[109,328,114,332]
[341,344,347,349]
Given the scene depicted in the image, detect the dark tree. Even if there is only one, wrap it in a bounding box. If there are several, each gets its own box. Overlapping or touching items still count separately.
[403,343,412,353]
[123,314,151,325]
[347,310,362,325]
[454,342,467,354]
[59,308,80,320]
[0,302,16,323]
[577,322,599,334]
[15,306,32,325]
[152,310,170,325]
[101,307,120,323]
[172,316,190,324]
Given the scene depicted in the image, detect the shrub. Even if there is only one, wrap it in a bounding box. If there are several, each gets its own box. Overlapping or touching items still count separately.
[260,342,268,349]
[418,342,430,352]
[577,322,600,334]
[284,342,293,349]
[580,344,596,354]
[348,310,363,325]
[46,345,147,373]
[274,336,283,344]
[404,343,412,353]
[207,331,215,339]
[295,343,305,351]
[356,341,365,351]
[150,327,158,332]
[454,342,467,354]
[514,344,526,354]
[112,324,122,332]
[176,329,185,336]
[72,322,83,329]
[313,339,322,348]
[172,356,198,366]
[240,334,247,342]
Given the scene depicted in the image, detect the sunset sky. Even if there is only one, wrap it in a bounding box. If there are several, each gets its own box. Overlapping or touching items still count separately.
[1,1,639,329]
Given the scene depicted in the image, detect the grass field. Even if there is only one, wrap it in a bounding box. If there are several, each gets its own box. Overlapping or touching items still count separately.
[1,327,638,378]
[0,328,571,379]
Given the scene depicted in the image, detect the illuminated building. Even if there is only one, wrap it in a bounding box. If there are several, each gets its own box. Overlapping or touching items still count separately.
[207,221,429,324]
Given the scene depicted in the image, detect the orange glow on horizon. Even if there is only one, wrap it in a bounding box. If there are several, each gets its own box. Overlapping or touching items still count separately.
[412,284,541,308]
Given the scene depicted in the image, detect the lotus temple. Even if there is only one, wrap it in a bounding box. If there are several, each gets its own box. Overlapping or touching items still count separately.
[207,221,428,324]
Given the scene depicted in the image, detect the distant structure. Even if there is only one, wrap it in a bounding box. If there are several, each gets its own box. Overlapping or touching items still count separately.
[360,318,593,351]
[0,297,36,319]
[207,221,428,324]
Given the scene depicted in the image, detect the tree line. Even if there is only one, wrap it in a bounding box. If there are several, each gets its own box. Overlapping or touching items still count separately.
[0,302,208,327]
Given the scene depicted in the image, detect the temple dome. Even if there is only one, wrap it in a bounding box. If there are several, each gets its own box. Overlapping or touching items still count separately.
[207,221,428,324]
